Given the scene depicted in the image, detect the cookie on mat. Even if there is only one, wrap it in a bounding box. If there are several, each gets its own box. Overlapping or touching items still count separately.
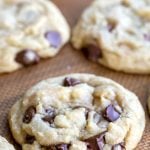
[9,74,145,150]
[72,0,150,74]
[0,0,70,73]
[0,136,15,150]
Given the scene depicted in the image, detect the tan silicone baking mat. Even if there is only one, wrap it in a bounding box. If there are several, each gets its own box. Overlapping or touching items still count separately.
[0,0,149,149]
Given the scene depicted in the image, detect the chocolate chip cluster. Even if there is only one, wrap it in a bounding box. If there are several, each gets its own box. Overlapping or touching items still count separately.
[15,31,62,66]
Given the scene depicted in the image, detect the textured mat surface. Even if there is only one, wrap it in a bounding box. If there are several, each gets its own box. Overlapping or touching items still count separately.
[0,0,149,149]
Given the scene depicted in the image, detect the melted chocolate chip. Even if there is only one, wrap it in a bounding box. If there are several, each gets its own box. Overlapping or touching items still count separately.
[25,135,35,144]
[15,50,40,66]
[96,132,106,150]
[42,108,56,124]
[23,106,36,124]
[84,132,106,150]
[112,143,126,150]
[45,31,62,48]
[64,77,81,87]
[103,105,120,122]
[81,44,102,62]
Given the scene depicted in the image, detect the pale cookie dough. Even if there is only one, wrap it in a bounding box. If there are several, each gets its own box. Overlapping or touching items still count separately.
[0,0,70,73]
[0,136,15,150]
[9,74,145,150]
[72,0,150,74]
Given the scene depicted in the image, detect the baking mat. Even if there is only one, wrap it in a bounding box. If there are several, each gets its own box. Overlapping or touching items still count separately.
[0,0,149,149]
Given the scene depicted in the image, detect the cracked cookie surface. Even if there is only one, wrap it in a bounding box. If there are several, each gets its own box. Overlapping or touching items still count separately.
[0,136,15,150]
[9,74,145,150]
[0,0,70,73]
[72,0,150,74]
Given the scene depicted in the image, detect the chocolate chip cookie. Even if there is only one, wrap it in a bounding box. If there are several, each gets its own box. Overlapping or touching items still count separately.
[9,74,145,150]
[0,135,15,150]
[0,0,70,73]
[72,0,150,74]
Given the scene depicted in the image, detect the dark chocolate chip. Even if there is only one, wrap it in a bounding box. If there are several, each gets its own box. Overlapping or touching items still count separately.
[96,132,106,150]
[15,49,40,66]
[42,108,56,124]
[85,111,89,120]
[81,44,102,62]
[45,31,62,48]
[23,106,36,124]
[84,131,106,150]
[64,77,81,87]
[107,19,117,32]
[25,135,35,144]
[144,34,150,41]
[103,105,120,122]
[108,24,116,32]
[112,143,126,150]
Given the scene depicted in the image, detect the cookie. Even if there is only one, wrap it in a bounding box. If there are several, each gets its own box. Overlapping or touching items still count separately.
[0,0,70,73]
[0,136,15,150]
[72,0,150,74]
[9,74,145,150]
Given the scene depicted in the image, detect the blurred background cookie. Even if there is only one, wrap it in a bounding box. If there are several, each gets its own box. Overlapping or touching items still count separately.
[72,0,150,74]
[0,0,70,73]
